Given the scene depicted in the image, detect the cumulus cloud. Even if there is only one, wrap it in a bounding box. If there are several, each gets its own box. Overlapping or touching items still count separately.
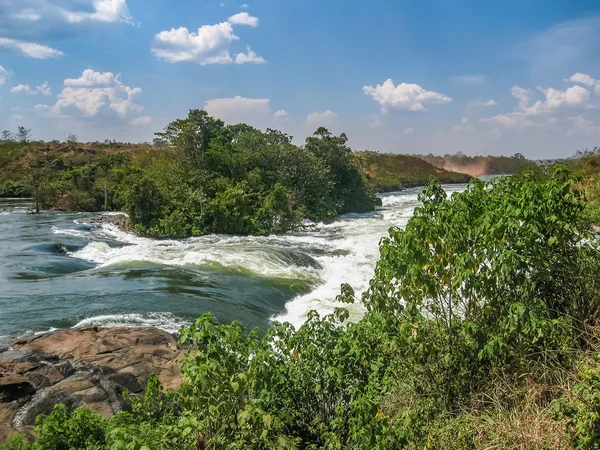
[152,23,237,64]
[152,22,264,65]
[0,37,63,59]
[481,77,598,134]
[235,46,265,64]
[363,79,452,112]
[240,4,250,8]
[65,69,119,87]
[0,66,9,85]
[568,73,600,95]
[63,0,132,24]
[34,69,142,119]
[131,116,152,126]
[36,81,52,96]
[10,82,52,96]
[273,109,288,118]
[404,127,415,135]
[1,0,132,31]
[228,12,259,27]
[10,84,37,95]
[205,96,271,125]
[306,110,338,126]
[484,99,497,106]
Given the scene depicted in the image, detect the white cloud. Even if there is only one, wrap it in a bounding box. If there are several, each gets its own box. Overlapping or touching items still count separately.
[36,81,52,96]
[10,84,37,95]
[11,9,41,21]
[0,66,8,85]
[240,4,250,8]
[152,23,238,64]
[404,127,415,135]
[511,85,531,109]
[363,79,452,112]
[4,0,132,27]
[273,109,288,118]
[205,96,271,125]
[65,69,119,87]
[306,110,338,126]
[235,46,265,64]
[228,12,259,27]
[131,116,152,126]
[453,74,485,85]
[484,99,497,106]
[64,0,132,24]
[453,117,475,132]
[481,113,537,130]
[35,69,142,119]
[10,114,23,122]
[567,115,600,136]
[0,37,63,59]
[568,73,600,96]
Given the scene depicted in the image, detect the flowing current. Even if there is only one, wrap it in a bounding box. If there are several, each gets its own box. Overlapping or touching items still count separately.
[0,185,466,338]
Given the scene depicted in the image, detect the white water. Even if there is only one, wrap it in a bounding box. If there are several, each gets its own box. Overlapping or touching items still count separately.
[48,186,465,331]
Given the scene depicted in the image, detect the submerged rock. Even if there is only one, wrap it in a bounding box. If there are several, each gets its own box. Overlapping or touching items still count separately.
[0,327,184,443]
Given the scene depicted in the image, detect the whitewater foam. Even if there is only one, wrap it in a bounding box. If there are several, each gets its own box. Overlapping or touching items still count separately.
[73,312,187,334]
[54,185,466,332]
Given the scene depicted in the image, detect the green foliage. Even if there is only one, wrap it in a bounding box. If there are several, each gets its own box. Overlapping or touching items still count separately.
[0,180,27,198]
[356,152,472,191]
[5,161,600,449]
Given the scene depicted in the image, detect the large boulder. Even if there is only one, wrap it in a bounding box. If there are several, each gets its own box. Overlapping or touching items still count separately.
[0,327,185,443]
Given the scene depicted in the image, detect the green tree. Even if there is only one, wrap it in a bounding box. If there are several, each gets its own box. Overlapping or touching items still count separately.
[17,126,32,143]
[1,130,12,141]
[155,109,224,166]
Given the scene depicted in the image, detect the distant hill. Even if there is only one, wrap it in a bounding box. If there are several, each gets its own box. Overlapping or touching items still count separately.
[356,152,472,192]
[417,153,529,177]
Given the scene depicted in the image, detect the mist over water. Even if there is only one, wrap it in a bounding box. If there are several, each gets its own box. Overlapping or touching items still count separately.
[0,184,466,337]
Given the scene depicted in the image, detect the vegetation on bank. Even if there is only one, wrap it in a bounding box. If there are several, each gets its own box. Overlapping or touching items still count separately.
[1,112,380,236]
[4,167,600,449]
[568,147,600,226]
[356,152,471,192]
[418,152,529,176]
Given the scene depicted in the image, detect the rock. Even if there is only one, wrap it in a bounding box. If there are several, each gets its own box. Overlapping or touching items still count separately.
[593,225,600,235]
[86,213,132,232]
[0,374,35,402]
[0,327,185,443]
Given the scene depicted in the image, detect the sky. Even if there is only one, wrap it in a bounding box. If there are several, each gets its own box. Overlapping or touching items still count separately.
[1,0,600,158]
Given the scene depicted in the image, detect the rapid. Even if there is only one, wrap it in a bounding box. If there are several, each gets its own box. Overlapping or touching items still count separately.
[0,185,466,338]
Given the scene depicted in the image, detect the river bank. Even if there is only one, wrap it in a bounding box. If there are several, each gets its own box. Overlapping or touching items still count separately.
[0,327,183,442]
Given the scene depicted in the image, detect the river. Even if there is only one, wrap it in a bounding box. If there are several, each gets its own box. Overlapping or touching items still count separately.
[0,185,467,338]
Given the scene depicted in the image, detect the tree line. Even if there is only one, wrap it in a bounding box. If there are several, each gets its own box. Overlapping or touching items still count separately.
[0,110,379,236]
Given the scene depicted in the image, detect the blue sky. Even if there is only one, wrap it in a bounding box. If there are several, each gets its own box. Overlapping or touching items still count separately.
[1,0,600,158]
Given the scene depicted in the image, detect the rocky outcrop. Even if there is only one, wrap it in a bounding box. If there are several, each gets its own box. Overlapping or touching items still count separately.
[87,213,132,232]
[0,327,184,443]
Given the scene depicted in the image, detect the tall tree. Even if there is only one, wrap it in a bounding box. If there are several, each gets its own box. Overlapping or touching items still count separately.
[155,109,224,166]
[97,153,128,210]
[1,130,12,141]
[23,147,54,213]
[17,126,32,143]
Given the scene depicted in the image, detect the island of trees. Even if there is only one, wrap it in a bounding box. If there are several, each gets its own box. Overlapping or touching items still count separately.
[0,110,479,237]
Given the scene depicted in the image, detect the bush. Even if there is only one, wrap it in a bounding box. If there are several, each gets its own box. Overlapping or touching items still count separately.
[6,168,600,449]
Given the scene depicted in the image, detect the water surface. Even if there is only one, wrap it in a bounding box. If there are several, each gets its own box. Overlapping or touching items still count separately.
[0,184,467,337]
